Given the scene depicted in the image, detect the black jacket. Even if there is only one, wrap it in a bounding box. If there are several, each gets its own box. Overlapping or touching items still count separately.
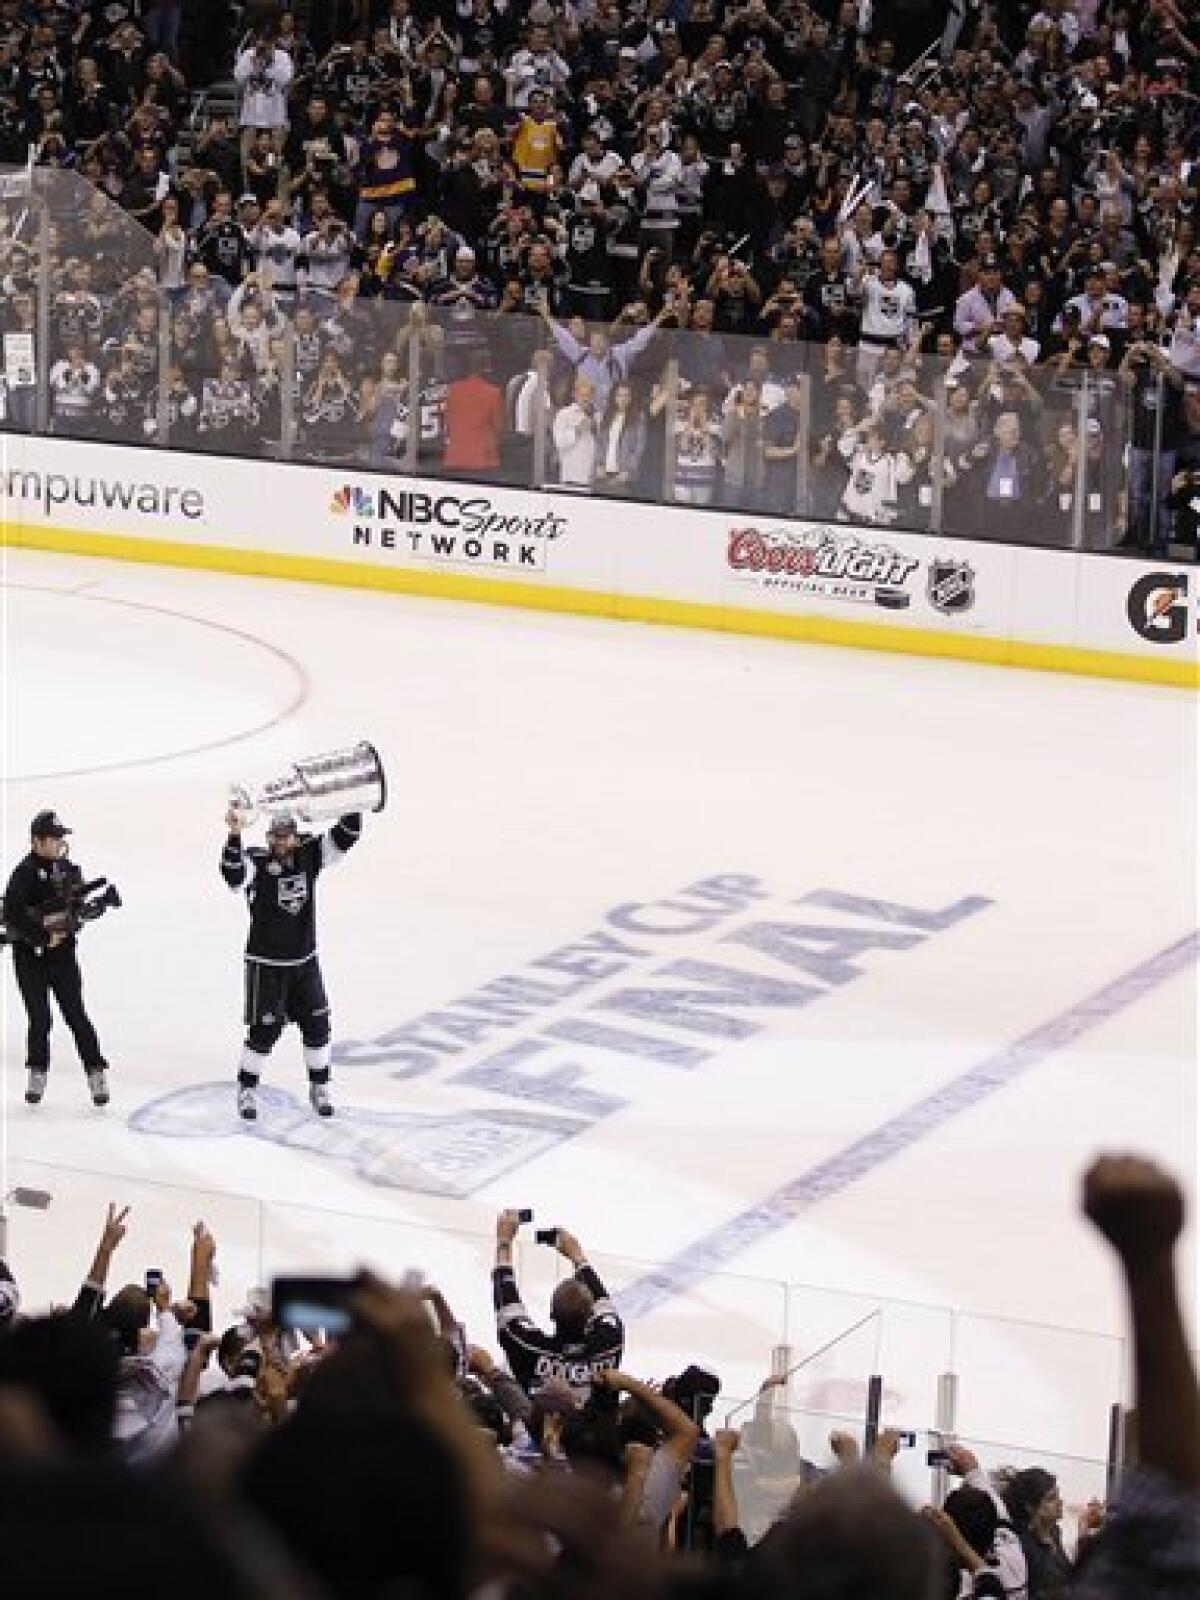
[2,852,85,953]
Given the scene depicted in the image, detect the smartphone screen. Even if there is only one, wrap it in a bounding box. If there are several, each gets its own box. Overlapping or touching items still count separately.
[271,1275,358,1336]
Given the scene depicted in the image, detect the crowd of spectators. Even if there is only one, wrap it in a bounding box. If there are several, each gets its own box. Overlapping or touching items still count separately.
[0,1152,1195,1600]
[0,1,1198,550]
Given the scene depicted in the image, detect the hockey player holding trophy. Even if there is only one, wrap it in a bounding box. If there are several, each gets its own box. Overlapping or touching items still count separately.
[221,742,386,1122]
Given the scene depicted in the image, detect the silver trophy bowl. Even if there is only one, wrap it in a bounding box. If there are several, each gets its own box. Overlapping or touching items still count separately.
[230,740,387,829]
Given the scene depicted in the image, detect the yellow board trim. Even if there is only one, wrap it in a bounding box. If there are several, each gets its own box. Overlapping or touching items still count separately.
[3,520,1198,690]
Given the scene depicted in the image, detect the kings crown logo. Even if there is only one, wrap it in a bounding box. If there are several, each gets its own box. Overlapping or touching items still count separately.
[331,486,376,516]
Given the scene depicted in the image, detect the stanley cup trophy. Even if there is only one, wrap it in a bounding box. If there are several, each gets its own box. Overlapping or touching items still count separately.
[229,740,387,830]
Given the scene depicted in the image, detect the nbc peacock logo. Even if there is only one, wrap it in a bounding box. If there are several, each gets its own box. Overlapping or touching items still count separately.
[330,485,376,516]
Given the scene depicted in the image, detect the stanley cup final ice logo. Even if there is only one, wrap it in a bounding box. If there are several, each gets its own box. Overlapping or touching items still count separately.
[127,881,992,1199]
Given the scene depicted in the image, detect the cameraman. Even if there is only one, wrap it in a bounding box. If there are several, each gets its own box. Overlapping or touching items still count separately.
[493,1210,623,1399]
[3,811,110,1108]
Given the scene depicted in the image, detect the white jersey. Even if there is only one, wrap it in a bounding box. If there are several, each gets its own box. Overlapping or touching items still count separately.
[569,150,621,189]
[1166,311,1200,378]
[1062,291,1129,331]
[838,437,913,525]
[676,155,709,219]
[631,148,682,233]
[249,223,303,291]
[113,1311,188,1464]
[157,225,188,290]
[987,332,1041,366]
[48,360,100,420]
[954,1468,1030,1600]
[723,378,785,415]
[302,229,354,293]
[505,47,570,107]
[234,46,293,130]
[860,274,916,342]
[673,417,722,501]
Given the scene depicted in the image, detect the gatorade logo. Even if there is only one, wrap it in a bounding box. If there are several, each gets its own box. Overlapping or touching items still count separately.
[1127,572,1190,645]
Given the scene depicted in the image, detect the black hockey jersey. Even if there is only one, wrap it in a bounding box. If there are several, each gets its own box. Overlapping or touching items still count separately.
[391,378,449,455]
[492,1262,624,1398]
[221,815,361,964]
[566,212,613,293]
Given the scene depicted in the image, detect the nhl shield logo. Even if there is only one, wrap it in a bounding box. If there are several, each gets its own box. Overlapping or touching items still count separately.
[927,557,975,614]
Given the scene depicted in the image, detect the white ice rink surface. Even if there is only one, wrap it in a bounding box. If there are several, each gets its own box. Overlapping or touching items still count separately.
[1,545,1196,1498]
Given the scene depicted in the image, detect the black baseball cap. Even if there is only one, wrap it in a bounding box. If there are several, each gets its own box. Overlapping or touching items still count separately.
[30,810,70,838]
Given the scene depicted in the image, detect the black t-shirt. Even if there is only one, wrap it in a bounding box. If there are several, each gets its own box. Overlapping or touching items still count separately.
[439,159,496,244]
[285,116,347,175]
[194,218,252,285]
[458,101,507,139]
[0,95,26,163]
[321,53,388,115]
[806,268,858,342]
[519,265,567,316]
[70,82,115,142]
[763,402,802,479]
[566,210,613,289]
[99,370,145,431]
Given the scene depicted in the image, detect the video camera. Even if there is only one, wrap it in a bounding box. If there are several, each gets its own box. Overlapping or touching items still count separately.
[47,875,122,935]
[0,874,122,948]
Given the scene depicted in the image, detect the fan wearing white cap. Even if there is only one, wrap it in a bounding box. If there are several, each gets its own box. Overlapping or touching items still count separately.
[220,804,365,1122]
[430,246,499,315]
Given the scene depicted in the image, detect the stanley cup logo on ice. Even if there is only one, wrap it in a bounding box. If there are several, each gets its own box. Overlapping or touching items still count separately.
[130,1085,585,1198]
[230,741,388,829]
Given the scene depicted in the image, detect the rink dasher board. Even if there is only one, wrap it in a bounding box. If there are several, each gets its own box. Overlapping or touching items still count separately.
[0,433,1196,689]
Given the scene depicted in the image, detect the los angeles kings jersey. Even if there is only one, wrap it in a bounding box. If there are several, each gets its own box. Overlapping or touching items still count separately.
[493,1262,624,1398]
[221,815,361,964]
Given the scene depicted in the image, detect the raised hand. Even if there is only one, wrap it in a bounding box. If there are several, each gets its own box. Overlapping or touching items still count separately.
[1083,1155,1185,1261]
[101,1202,130,1254]
[496,1208,522,1245]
